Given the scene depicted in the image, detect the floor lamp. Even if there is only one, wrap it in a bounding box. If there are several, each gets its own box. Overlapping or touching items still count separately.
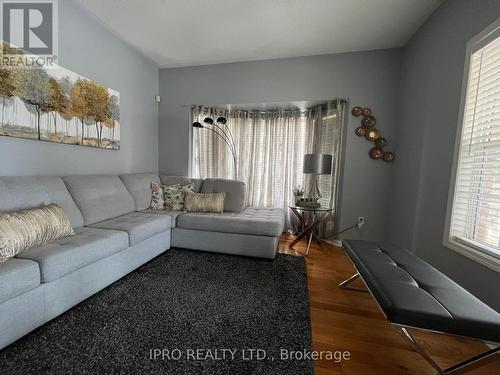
[193,117,237,177]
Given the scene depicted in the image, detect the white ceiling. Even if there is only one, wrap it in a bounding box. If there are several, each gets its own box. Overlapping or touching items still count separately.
[77,0,443,68]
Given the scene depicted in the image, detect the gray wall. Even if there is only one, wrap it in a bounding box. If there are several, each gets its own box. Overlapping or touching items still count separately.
[389,0,500,310]
[159,49,402,240]
[0,0,159,176]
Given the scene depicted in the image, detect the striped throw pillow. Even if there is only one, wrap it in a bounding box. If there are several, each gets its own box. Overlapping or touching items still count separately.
[184,192,225,213]
[0,203,74,262]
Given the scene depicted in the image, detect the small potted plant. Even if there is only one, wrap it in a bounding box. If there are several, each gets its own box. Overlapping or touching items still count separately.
[293,185,304,205]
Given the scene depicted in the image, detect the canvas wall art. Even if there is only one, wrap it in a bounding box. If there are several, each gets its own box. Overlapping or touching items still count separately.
[0,45,120,150]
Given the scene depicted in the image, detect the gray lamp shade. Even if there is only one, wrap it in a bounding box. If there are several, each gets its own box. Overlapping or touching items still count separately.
[303,154,333,175]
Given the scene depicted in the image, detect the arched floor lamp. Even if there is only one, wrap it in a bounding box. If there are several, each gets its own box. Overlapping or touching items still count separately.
[193,116,237,178]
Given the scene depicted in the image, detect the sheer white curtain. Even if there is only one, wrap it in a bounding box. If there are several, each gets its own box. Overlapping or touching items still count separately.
[191,101,346,235]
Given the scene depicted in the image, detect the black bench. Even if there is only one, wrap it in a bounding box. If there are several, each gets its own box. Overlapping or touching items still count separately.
[340,240,500,374]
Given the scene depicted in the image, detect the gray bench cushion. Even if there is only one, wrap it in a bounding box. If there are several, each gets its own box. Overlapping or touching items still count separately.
[119,173,160,211]
[17,227,128,282]
[0,258,40,303]
[0,176,84,228]
[89,211,171,246]
[343,240,500,343]
[159,175,203,193]
[201,178,246,212]
[177,208,284,237]
[63,175,135,225]
[140,210,183,228]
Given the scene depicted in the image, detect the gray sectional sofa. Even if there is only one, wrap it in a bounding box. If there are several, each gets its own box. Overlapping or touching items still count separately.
[0,173,284,349]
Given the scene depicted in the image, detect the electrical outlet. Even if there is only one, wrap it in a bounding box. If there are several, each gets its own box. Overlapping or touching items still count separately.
[357,217,365,230]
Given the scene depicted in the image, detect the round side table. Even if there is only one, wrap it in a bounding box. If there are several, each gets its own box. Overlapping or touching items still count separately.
[288,205,333,256]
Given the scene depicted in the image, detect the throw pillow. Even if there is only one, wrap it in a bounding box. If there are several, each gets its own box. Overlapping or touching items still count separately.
[150,181,164,210]
[184,192,225,213]
[0,203,74,262]
[163,183,195,211]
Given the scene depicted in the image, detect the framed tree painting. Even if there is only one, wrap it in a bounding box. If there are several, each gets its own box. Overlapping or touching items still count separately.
[0,46,120,150]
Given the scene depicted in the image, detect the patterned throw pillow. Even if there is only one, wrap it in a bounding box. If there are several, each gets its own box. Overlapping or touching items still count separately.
[163,183,195,211]
[0,203,74,262]
[149,181,164,210]
[184,192,225,213]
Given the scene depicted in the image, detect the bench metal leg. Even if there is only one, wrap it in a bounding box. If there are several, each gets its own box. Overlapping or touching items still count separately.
[395,326,445,374]
[394,325,500,374]
[338,273,368,292]
[443,346,500,374]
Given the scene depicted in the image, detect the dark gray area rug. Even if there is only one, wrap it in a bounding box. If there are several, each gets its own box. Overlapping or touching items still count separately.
[0,249,313,374]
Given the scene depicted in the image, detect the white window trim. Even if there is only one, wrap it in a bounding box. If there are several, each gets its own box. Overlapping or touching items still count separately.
[443,17,500,273]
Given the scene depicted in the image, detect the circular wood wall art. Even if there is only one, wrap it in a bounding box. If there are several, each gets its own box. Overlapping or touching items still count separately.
[365,128,380,141]
[355,126,366,136]
[383,151,395,162]
[375,137,387,148]
[361,116,376,128]
[362,107,372,116]
[351,106,363,117]
[369,147,384,159]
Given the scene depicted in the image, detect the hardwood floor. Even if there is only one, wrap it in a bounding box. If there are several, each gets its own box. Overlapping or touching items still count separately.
[277,235,500,374]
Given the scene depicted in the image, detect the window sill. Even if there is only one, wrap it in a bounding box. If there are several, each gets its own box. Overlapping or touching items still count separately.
[443,238,500,273]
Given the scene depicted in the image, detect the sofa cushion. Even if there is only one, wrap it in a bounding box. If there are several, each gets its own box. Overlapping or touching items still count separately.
[63,175,136,225]
[200,178,245,212]
[159,175,203,193]
[140,210,183,228]
[176,207,284,237]
[0,258,40,303]
[119,173,160,211]
[89,211,171,246]
[0,176,84,228]
[16,227,128,282]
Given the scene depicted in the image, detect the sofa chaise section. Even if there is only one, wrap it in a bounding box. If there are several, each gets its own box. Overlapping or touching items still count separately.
[173,207,284,259]
[120,173,284,259]
[172,228,280,259]
[174,179,283,259]
[176,208,284,237]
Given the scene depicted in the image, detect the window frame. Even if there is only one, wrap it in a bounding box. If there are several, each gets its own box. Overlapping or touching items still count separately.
[443,18,500,273]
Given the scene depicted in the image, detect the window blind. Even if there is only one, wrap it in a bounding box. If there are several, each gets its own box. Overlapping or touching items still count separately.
[449,34,500,255]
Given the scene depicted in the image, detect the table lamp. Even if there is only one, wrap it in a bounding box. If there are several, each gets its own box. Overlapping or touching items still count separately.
[303,154,333,201]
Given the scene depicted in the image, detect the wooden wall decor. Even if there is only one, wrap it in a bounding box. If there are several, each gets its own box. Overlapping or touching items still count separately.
[352,106,394,162]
